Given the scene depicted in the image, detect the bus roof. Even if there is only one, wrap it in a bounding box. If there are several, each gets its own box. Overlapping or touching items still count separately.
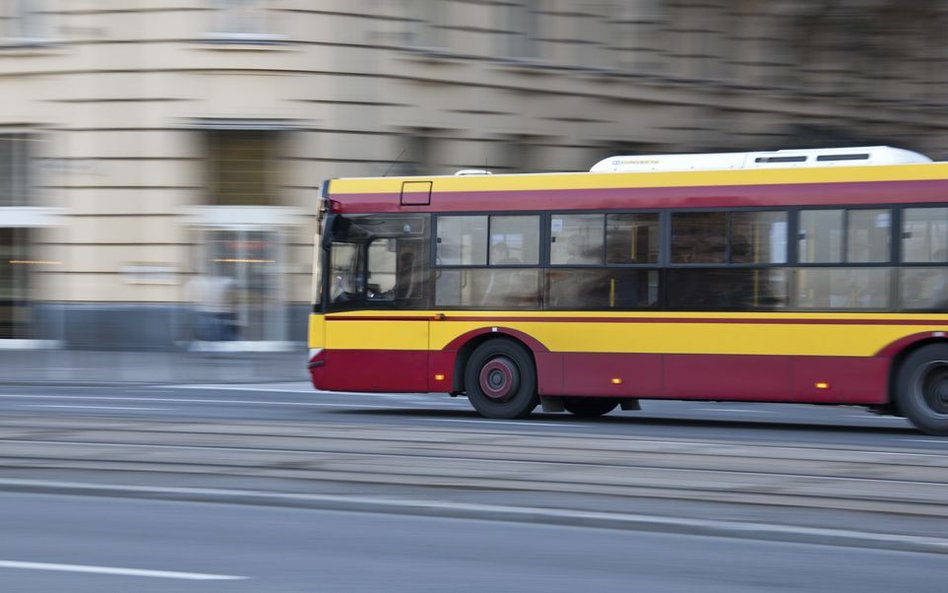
[325,146,948,213]
[589,146,932,173]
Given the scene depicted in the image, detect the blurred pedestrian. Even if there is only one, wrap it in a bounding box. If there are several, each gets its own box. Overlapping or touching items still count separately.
[186,272,239,341]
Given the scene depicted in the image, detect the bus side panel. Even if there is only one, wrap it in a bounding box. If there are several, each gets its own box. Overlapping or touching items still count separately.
[428,350,455,392]
[535,351,565,396]
[660,354,888,404]
[792,356,889,404]
[664,354,792,400]
[555,353,663,397]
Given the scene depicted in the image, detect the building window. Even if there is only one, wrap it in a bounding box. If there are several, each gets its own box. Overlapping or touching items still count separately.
[208,0,280,42]
[1,0,47,42]
[0,134,32,207]
[205,130,280,206]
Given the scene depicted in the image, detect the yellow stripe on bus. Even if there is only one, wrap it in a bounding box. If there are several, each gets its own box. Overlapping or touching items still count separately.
[313,311,948,358]
[328,163,948,195]
[429,321,937,357]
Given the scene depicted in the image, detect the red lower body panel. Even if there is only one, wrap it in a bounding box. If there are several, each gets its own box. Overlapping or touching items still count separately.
[310,349,429,392]
[311,349,890,405]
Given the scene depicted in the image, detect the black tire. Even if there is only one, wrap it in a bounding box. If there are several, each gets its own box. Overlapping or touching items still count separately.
[562,398,619,418]
[896,343,948,436]
[465,339,538,419]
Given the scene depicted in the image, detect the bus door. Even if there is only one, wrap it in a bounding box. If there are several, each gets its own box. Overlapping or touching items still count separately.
[324,215,430,392]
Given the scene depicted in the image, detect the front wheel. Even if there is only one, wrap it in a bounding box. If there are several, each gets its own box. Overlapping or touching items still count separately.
[896,344,948,436]
[562,398,619,418]
[465,339,538,419]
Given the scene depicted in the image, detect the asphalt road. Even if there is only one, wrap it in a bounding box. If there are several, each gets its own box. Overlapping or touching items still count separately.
[0,381,944,451]
[2,492,946,593]
[2,382,948,592]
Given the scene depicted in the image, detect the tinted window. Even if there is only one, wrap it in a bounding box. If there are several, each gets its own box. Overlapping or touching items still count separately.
[730,211,787,264]
[901,268,948,311]
[547,268,658,309]
[671,212,727,263]
[667,268,788,310]
[606,213,659,264]
[794,268,890,309]
[848,209,890,263]
[799,209,890,264]
[490,215,541,265]
[437,216,487,265]
[902,207,948,263]
[435,269,540,308]
[550,214,604,265]
[799,210,844,263]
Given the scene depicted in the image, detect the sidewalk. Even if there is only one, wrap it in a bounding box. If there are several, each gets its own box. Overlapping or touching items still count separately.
[0,348,310,385]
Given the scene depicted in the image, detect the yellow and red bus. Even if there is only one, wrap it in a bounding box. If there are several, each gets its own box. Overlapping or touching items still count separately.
[308,146,948,435]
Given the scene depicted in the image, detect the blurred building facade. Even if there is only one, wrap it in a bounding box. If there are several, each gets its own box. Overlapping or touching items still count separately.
[1,0,947,350]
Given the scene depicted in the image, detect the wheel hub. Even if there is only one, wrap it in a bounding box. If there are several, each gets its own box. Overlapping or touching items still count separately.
[479,357,518,401]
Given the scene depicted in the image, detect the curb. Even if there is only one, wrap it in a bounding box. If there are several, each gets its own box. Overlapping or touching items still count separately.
[3,478,947,555]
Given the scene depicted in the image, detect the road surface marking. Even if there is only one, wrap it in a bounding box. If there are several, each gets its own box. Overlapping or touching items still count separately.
[899,438,948,445]
[169,384,319,394]
[698,409,774,414]
[423,418,578,428]
[0,560,247,580]
[20,405,170,411]
[168,384,457,402]
[0,394,399,409]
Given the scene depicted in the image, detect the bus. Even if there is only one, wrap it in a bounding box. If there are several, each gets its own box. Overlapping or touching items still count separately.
[308,146,948,436]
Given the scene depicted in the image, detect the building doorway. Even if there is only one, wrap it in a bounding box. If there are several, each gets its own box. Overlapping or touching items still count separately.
[188,227,287,349]
[0,227,31,339]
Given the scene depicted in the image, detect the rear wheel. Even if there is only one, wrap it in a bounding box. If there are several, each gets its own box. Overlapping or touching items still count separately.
[896,344,948,436]
[465,339,538,419]
[562,398,619,418]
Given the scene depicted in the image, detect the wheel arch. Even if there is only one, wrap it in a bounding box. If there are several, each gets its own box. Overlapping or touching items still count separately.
[446,328,547,393]
[882,332,948,411]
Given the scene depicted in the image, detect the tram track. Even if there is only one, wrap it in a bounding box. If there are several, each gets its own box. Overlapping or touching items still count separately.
[1,415,948,517]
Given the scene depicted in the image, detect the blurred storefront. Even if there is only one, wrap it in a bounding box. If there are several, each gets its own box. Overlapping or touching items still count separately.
[0,1,947,351]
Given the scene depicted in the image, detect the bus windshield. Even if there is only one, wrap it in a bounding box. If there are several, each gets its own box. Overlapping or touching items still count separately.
[324,214,429,310]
